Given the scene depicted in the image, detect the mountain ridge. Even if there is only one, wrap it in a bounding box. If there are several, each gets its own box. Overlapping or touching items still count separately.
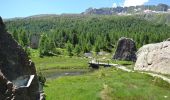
[82,3,170,15]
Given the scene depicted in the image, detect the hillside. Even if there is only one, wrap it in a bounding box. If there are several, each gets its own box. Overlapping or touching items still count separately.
[2,1,170,100]
[136,13,170,26]
[83,4,170,15]
[4,14,170,56]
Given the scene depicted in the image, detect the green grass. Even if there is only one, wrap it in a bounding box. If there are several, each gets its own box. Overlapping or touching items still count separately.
[29,49,89,70]
[111,60,134,65]
[30,49,135,71]
[44,68,170,100]
[30,50,170,100]
[32,56,89,70]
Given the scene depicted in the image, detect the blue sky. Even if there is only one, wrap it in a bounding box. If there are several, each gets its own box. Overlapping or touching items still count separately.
[0,0,170,18]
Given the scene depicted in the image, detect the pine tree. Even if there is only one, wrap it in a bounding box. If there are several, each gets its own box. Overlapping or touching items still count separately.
[12,30,19,42]
[21,31,29,46]
[94,43,100,53]
[39,33,48,56]
[66,42,73,56]
[74,44,81,56]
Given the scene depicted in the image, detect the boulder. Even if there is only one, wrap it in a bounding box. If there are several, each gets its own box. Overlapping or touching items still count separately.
[113,37,137,61]
[84,52,92,58]
[134,41,170,74]
[30,34,40,49]
[0,17,43,99]
[0,71,15,100]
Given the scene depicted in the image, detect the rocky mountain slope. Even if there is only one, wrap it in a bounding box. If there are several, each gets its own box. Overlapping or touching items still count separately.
[0,17,43,100]
[83,4,170,15]
[135,13,170,26]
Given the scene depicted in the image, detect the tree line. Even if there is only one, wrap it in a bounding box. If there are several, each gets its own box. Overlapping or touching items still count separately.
[5,15,170,56]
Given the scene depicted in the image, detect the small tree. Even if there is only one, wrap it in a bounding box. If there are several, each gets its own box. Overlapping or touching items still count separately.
[94,43,100,53]
[24,46,31,56]
[74,44,81,56]
[49,38,56,53]
[43,38,50,55]
[12,30,19,42]
[21,31,29,46]
[72,33,78,46]
[17,30,29,47]
[39,33,48,56]
[38,72,46,86]
[66,42,73,56]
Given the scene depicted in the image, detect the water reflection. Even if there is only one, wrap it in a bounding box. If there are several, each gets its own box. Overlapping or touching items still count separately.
[42,69,92,80]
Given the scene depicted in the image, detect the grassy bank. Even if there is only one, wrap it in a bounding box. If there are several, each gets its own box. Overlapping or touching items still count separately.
[30,50,170,100]
[32,56,89,70]
[29,49,89,70]
[44,67,170,100]
[30,49,134,71]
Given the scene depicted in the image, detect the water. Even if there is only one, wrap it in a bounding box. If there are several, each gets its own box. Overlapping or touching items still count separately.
[43,69,91,80]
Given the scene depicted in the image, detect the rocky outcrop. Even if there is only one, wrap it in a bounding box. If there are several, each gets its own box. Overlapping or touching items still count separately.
[30,34,40,49]
[134,41,170,74]
[0,17,43,99]
[113,37,137,61]
[0,71,15,100]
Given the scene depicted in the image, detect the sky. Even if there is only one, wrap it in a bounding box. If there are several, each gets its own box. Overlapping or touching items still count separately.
[0,0,170,18]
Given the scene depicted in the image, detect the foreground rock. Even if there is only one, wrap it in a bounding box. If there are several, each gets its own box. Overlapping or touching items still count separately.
[113,37,137,61]
[134,40,170,74]
[0,17,43,100]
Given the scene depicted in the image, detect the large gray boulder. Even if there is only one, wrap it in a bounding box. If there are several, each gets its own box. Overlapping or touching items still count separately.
[113,37,137,61]
[134,41,170,74]
[0,17,43,100]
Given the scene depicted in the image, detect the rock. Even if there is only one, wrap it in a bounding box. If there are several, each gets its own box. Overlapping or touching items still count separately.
[84,52,92,58]
[30,34,40,49]
[98,51,107,56]
[134,41,170,74]
[0,71,13,100]
[83,8,113,15]
[0,16,43,99]
[113,37,137,61]
[166,38,170,41]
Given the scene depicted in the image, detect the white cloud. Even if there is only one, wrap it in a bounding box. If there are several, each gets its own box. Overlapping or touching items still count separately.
[123,0,149,7]
[112,3,117,8]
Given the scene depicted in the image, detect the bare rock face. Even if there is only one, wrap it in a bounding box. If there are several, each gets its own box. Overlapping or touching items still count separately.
[113,37,137,61]
[30,34,40,49]
[0,17,42,99]
[134,41,170,74]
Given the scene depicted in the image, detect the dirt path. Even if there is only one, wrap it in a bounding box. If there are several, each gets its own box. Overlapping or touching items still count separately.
[114,64,170,84]
[116,65,132,72]
[144,72,170,84]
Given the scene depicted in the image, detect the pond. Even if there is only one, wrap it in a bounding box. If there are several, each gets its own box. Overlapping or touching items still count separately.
[42,69,92,80]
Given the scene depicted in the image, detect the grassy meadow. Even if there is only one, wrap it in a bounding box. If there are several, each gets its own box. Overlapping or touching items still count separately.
[32,56,89,70]
[29,49,170,100]
[30,49,89,70]
[44,68,170,100]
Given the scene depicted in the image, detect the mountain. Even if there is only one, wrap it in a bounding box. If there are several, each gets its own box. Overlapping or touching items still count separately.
[136,13,170,26]
[82,4,170,15]
[81,3,170,26]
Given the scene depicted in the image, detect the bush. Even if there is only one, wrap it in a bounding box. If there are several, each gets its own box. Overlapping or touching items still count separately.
[38,72,46,86]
